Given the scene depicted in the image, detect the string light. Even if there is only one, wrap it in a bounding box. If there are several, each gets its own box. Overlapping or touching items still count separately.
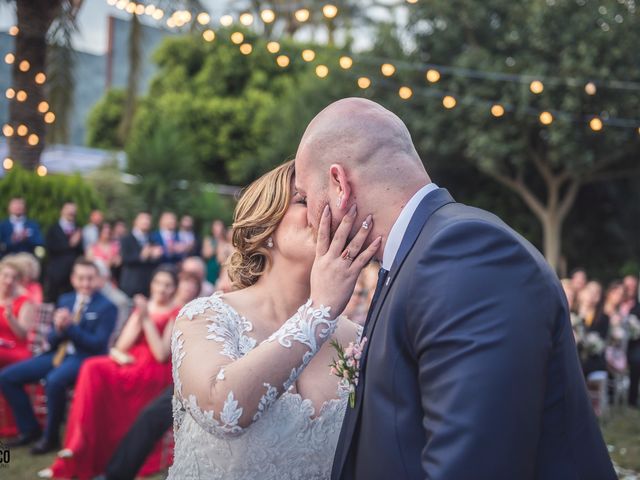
[115,0,126,9]
[276,55,290,67]
[426,69,441,83]
[197,12,210,25]
[589,117,603,131]
[4,53,14,64]
[585,82,597,95]
[3,158,13,170]
[134,4,145,15]
[267,42,280,53]
[152,9,163,20]
[406,0,419,3]
[261,9,276,24]
[16,90,27,102]
[36,165,48,177]
[339,56,353,69]
[38,101,49,113]
[539,111,553,125]
[357,77,371,89]
[399,86,413,99]
[315,65,329,78]
[35,72,46,84]
[491,104,505,117]
[27,133,39,146]
[44,112,56,124]
[530,80,544,94]
[230,32,244,44]
[17,124,28,136]
[239,43,253,55]
[381,63,396,77]
[18,60,30,72]
[9,26,18,36]
[2,125,14,136]
[240,13,254,26]
[125,2,135,14]
[295,8,310,22]
[220,15,233,27]
[302,49,316,62]
[144,4,155,15]
[442,95,457,109]
[5,88,15,99]
[202,29,215,42]
[323,4,338,18]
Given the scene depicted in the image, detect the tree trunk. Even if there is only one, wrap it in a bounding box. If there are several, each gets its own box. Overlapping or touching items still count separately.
[541,213,562,274]
[8,0,61,170]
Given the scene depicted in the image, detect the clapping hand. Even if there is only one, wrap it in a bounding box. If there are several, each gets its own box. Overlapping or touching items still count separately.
[54,308,72,332]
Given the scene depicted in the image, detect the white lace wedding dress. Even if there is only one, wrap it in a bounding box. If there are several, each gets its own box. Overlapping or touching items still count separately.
[168,292,356,479]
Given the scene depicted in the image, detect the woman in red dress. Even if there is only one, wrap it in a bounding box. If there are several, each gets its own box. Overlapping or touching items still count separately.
[11,253,43,305]
[0,257,36,437]
[45,266,180,479]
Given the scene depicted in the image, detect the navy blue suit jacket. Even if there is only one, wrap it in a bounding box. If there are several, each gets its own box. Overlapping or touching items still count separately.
[332,188,615,480]
[150,230,182,263]
[0,218,44,257]
[47,291,117,358]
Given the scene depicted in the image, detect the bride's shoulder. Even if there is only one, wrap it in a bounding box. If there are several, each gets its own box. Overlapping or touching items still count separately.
[176,291,228,322]
[333,316,365,346]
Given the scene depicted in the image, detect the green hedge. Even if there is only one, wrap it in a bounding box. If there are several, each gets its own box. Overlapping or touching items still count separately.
[0,166,103,230]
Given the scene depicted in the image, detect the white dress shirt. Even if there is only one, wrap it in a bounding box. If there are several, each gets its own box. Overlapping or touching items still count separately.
[381,183,439,271]
[66,294,90,355]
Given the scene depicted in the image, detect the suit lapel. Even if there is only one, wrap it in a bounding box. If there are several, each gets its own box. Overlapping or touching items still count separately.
[333,188,455,478]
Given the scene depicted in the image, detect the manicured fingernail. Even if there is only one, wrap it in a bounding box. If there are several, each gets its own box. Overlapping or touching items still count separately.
[362,215,372,230]
[349,204,357,216]
[323,205,330,217]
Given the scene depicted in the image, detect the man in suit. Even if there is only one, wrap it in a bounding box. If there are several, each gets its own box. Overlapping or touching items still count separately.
[119,212,163,298]
[294,98,615,479]
[44,202,84,303]
[0,197,44,258]
[150,212,183,264]
[0,258,117,454]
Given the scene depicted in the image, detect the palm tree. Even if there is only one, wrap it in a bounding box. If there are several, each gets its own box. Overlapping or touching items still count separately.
[4,0,82,170]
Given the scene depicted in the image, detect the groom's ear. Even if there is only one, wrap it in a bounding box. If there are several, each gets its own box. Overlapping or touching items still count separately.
[329,164,351,212]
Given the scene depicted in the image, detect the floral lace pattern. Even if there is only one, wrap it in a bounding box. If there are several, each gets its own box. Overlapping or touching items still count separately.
[170,293,349,479]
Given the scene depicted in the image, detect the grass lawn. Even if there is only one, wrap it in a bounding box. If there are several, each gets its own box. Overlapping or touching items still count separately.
[0,406,637,479]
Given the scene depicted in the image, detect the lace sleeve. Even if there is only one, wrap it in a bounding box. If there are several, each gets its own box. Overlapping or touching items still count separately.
[172,294,338,439]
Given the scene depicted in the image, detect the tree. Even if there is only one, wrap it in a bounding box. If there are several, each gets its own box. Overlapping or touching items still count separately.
[3,0,82,169]
[401,0,640,272]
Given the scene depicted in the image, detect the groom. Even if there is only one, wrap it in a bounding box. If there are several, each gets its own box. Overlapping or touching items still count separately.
[294,98,615,479]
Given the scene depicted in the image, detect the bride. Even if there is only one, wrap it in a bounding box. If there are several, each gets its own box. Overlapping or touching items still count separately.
[169,160,381,479]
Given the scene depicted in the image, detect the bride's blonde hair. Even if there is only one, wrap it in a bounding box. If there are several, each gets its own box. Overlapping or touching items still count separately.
[227,160,295,289]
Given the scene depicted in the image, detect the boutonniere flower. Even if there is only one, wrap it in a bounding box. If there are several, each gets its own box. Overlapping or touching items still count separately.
[329,336,367,408]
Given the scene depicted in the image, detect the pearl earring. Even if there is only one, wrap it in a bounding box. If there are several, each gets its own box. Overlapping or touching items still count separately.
[267,237,274,248]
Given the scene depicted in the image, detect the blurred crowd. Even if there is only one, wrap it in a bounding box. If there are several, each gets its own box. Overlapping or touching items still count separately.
[0,195,636,478]
[561,270,640,410]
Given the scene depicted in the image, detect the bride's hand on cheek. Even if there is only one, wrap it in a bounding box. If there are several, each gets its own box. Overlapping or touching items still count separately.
[310,204,381,316]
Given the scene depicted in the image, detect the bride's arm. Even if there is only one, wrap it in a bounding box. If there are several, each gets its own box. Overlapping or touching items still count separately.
[173,206,381,438]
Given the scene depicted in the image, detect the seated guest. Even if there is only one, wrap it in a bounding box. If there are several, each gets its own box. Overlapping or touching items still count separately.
[201,219,226,284]
[93,260,131,347]
[175,270,202,306]
[0,258,116,454]
[119,213,163,298]
[0,197,44,259]
[176,215,199,258]
[11,252,43,304]
[0,258,36,437]
[180,256,214,297]
[44,202,84,303]
[44,266,180,479]
[151,212,182,264]
[87,222,121,270]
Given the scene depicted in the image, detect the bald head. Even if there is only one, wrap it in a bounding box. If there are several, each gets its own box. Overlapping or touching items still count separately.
[296,98,424,184]
[295,98,431,249]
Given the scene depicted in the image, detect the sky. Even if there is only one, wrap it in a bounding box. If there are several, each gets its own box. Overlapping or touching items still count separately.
[0,0,401,56]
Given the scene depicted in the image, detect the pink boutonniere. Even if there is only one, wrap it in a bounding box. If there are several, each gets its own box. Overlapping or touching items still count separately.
[329,336,367,408]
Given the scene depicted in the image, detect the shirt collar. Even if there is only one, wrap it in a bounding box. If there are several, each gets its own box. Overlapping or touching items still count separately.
[382,183,439,271]
[10,215,25,224]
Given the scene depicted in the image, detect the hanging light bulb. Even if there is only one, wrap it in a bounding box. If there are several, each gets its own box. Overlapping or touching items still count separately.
[19,60,30,72]
[5,88,15,99]
[381,63,396,76]
[301,49,316,62]
[152,9,164,20]
[239,43,253,55]
[585,82,597,95]
[357,77,371,89]
[315,65,329,78]
[27,133,39,146]
[197,12,210,25]
[220,15,233,26]
[202,30,215,42]
[491,104,505,117]
[2,124,14,136]
[323,4,338,18]
[399,86,413,99]
[426,69,440,83]
[230,32,244,44]
[17,124,28,136]
[261,9,276,23]
[530,80,544,94]
[276,55,290,67]
[442,96,457,109]
[38,101,49,113]
[339,56,353,69]
[36,165,48,176]
[9,26,18,36]
[267,42,281,53]
[35,72,46,84]
[44,112,56,124]
[589,117,603,131]
[4,53,15,64]
[16,90,27,102]
[240,13,254,26]
[539,111,553,125]
[3,157,14,169]
[295,8,310,22]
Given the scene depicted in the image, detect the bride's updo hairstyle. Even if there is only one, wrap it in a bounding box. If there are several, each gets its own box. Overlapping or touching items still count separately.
[227,160,295,289]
